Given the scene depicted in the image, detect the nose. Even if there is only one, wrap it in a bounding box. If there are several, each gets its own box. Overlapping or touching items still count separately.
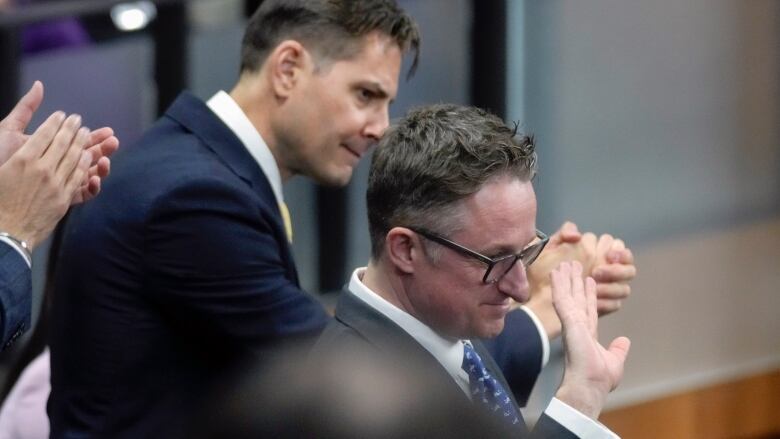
[495,261,530,303]
[363,106,390,141]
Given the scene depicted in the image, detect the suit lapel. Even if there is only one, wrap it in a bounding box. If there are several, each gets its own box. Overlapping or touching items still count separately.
[163,92,298,285]
[333,290,471,403]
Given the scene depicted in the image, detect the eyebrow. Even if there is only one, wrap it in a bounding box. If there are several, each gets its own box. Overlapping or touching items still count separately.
[480,234,538,257]
[362,81,394,103]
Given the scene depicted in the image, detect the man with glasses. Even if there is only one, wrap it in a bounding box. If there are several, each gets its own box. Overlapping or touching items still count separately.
[314,104,629,437]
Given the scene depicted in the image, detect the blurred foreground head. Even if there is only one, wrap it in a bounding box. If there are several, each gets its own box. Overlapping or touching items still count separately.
[188,346,502,438]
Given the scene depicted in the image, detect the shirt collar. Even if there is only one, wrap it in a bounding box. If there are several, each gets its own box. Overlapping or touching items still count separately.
[206,90,284,205]
[347,267,470,395]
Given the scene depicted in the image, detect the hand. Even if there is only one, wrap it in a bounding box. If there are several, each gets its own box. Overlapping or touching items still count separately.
[527,221,597,294]
[552,261,630,419]
[72,127,119,204]
[591,235,636,315]
[0,112,91,249]
[0,81,119,205]
[524,221,597,338]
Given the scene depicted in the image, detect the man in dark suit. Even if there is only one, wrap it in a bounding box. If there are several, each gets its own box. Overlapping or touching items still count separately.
[314,104,630,437]
[0,81,117,352]
[48,1,633,436]
[48,1,421,437]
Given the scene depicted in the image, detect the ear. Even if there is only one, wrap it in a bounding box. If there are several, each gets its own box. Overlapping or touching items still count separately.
[385,227,420,275]
[267,40,311,98]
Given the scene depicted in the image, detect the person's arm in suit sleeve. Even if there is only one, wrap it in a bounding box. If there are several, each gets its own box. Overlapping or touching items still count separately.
[481,306,548,406]
[0,241,31,350]
[144,177,329,352]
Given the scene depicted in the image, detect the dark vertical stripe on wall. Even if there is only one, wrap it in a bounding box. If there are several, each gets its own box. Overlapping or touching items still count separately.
[317,186,348,293]
[471,0,507,117]
[152,2,188,116]
[0,27,21,117]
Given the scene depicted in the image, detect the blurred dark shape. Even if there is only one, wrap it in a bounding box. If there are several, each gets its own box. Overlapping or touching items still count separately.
[22,17,90,54]
[9,0,92,54]
[188,346,503,439]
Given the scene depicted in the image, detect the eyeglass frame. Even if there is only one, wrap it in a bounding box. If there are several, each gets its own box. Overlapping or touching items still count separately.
[408,227,549,284]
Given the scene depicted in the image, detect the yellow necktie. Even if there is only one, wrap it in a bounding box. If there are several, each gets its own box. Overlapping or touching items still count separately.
[279,201,293,243]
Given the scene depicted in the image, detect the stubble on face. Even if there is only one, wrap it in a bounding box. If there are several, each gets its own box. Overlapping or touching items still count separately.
[278,32,402,187]
[406,177,537,340]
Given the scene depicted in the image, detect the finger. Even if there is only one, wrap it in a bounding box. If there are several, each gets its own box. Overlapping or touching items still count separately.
[87,128,119,158]
[57,127,91,187]
[0,81,43,132]
[596,234,614,261]
[84,136,118,167]
[550,262,574,320]
[65,150,91,198]
[597,298,623,316]
[558,221,581,242]
[42,114,81,164]
[581,232,598,254]
[15,111,66,159]
[93,156,111,179]
[585,277,598,335]
[595,282,631,300]
[88,126,113,147]
[570,261,585,316]
[592,264,637,283]
[608,246,634,265]
[87,175,101,197]
[73,174,101,205]
[98,135,119,159]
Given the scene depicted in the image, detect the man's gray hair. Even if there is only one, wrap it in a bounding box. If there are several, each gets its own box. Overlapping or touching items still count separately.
[366,104,537,260]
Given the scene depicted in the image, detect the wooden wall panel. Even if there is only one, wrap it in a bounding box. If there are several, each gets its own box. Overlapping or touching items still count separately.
[600,370,780,439]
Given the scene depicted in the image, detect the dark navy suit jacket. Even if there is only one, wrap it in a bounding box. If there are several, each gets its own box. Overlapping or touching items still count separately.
[313,290,576,438]
[47,92,547,437]
[0,242,31,351]
[48,93,330,437]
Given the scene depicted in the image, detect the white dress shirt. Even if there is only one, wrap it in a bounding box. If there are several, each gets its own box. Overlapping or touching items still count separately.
[206,90,284,207]
[347,267,619,438]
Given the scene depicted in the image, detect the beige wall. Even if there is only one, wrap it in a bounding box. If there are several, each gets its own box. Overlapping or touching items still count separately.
[601,217,780,409]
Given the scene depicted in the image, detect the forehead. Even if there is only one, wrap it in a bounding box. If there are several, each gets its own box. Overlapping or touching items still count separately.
[317,32,402,98]
[456,177,537,248]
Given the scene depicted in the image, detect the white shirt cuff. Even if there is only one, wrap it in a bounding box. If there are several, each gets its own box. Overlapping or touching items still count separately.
[544,397,620,438]
[0,238,31,268]
[518,305,550,369]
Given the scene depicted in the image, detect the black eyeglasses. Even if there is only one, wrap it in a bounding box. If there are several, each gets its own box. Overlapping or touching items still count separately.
[409,227,549,284]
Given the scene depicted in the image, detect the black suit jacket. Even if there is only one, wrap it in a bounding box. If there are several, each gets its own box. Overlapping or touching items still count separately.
[313,290,577,438]
[0,242,30,351]
[48,93,330,437]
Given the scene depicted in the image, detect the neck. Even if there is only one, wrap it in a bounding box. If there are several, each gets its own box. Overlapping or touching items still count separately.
[228,77,292,182]
[362,260,416,317]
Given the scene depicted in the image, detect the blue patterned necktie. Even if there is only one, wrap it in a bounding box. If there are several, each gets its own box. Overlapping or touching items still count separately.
[462,342,523,430]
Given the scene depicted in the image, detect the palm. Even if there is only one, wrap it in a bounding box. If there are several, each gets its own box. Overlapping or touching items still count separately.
[551,261,630,417]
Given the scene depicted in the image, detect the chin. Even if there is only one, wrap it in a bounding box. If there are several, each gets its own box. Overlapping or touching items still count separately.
[313,168,353,187]
[475,320,506,340]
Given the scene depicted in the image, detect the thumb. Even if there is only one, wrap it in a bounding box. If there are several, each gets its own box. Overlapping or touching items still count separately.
[607,336,631,364]
[1,81,44,132]
[552,221,582,246]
